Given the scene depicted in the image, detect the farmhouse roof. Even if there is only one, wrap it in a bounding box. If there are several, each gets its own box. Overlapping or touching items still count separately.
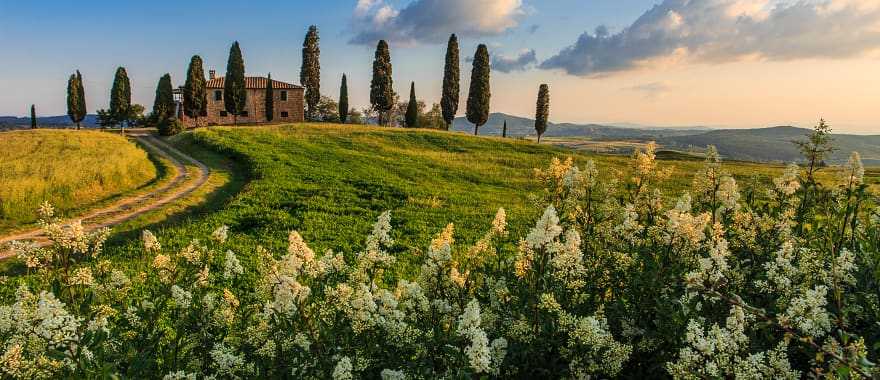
[206,76,303,90]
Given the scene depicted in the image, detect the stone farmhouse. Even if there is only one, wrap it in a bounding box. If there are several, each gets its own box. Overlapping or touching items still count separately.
[175,70,304,126]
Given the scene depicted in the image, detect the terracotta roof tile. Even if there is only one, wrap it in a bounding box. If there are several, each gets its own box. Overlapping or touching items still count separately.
[206,76,303,90]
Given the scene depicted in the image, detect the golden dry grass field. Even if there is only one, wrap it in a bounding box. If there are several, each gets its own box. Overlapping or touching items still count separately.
[0,130,157,230]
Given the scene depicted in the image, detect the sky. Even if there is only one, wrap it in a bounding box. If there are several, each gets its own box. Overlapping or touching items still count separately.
[1,0,880,133]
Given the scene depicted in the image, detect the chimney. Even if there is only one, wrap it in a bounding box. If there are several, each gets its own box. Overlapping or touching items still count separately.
[209,70,216,80]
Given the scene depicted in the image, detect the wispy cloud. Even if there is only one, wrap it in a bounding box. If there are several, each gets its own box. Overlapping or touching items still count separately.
[349,0,526,46]
[492,49,538,73]
[624,81,673,99]
[541,0,880,76]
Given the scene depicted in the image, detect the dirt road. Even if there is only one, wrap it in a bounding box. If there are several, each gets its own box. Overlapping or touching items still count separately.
[0,133,210,259]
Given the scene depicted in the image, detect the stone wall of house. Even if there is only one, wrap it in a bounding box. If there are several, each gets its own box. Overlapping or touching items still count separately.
[182,87,304,127]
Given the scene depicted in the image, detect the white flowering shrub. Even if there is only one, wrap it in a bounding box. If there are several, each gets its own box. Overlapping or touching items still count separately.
[2,142,880,378]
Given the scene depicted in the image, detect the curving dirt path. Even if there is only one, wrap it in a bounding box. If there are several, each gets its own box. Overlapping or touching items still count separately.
[0,133,211,260]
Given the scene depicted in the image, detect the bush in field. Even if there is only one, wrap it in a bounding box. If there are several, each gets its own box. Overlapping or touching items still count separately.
[2,139,880,378]
[157,118,185,137]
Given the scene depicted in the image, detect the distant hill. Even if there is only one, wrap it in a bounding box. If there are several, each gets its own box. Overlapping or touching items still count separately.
[0,114,98,128]
[452,112,704,139]
[658,126,880,165]
[454,113,880,165]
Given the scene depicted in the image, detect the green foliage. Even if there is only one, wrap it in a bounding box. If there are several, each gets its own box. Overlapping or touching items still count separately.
[466,44,491,135]
[183,55,208,122]
[301,25,321,121]
[66,71,86,129]
[370,40,394,126]
[534,84,549,143]
[152,74,175,122]
[314,96,339,122]
[405,82,419,128]
[419,103,446,130]
[339,74,349,124]
[441,34,460,130]
[223,41,247,122]
[502,120,507,138]
[157,118,186,137]
[109,67,132,127]
[265,73,274,122]
[30,105,36,129]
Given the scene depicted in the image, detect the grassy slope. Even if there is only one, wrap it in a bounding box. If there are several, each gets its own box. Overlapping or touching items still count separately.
[101,123,812,275]
[0,130,158,231]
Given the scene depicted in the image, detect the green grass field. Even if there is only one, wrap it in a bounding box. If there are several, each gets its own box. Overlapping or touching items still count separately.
[0,130,158,232]
[86,123,848,273]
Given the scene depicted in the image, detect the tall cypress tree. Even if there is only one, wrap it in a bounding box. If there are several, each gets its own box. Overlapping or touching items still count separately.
[76,71,86,129]
[301,25,321,121]
[67,71,86,130]
[30,105,37,129]
[370,40,394,126]
[265,73,274,122]
[466,44,491,135]
[224,41,247,125]
[339,74,349,124]
[502,120,507,138]
[110,67,131,128]
[184,55,208,126]
[440,34,460,131]
[405,82,418,128]
[535,84,550,143]
[153,74,175,122]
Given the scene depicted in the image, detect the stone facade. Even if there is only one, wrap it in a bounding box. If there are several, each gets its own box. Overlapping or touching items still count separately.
[177,74,304,127]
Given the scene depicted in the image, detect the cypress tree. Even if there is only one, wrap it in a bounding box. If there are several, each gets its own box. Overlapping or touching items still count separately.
[466,44,491,135]
[339,74,349,124]
[405,82,418,128]
[224,41,247,125]
[67,71,85,130]
[301,25,321,121]
[502,120,507,138]
[76,71,86,130]
[440,34,460,131]
[30,105,37,129]
[535,84,550,143]
[109,67,131,128]
[265,73,274,122]
[370,40,394,126]
[183,55,208,126]
[153,73,175,122]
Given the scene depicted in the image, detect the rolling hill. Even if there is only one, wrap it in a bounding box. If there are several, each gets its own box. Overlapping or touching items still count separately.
[455,113,880,164]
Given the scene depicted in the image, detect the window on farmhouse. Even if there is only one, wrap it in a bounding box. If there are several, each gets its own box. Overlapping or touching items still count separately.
[219,111,227,117]
[281,91,288,101]
[281,111,289,118]
[214,90,222,101]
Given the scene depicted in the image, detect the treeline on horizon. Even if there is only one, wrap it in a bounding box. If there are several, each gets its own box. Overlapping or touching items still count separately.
[45,26,552,140]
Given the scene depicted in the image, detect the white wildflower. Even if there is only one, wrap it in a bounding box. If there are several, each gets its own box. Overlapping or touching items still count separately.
[380,368,406,380]
[526,206,563,250]
[223,250,243,280]
[171,285,192,309]
[211,225,229,244]
[142,230,161,253]
[332,356,353,380]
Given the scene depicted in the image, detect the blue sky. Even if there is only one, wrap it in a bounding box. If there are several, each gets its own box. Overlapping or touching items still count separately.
[2,0,879,131]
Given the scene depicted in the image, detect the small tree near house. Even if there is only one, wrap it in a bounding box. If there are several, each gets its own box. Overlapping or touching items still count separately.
[265,73,275,122]
[30,105,37,129]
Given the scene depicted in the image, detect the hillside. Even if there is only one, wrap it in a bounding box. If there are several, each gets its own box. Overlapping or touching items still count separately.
[0,130,157,231]
[456,113,880,164]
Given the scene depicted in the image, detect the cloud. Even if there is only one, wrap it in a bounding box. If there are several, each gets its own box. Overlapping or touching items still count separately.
[541,0,880,76]
[492,49,538,73]
[624,81,673,99]
[527,24,540,34]
[350,0,526,45]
